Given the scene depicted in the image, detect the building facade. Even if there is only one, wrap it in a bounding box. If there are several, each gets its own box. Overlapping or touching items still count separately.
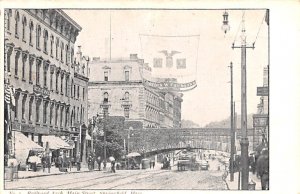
[4,9,89,161]
[253,66,269,150]
[88,54,182,129]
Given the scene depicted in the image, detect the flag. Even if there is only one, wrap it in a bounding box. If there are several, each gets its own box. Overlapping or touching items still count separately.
[4,84,11,105]
[140,34,200,92]
[265,9,269,26]
[5,84,15,107]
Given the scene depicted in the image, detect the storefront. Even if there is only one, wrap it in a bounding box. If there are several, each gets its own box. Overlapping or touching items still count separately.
[14,131,44,166]
[42,136,73,165]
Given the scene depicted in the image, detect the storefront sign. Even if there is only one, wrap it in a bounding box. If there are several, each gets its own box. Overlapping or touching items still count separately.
[257,87,268,96]
[33,85,50,97]
[253,114,269,127]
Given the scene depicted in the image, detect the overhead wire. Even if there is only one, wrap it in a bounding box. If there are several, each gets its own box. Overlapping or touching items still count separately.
[233,11,245,45]
[253,12,267,46]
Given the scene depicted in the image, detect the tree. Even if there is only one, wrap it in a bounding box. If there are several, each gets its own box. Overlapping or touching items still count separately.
[91,116,125,161]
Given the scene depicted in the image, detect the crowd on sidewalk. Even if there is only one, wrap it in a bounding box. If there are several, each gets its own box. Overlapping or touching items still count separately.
[226,147,269,190]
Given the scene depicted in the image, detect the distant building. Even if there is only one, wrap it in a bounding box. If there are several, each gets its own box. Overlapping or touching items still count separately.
[253,66,269,150]
[88,54,183,129]
[4,9,89,163]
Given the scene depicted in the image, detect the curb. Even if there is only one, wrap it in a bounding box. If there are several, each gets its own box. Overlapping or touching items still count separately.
[7,169,94,180]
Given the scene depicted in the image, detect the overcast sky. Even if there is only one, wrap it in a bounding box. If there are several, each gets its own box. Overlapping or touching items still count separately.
[64,9,268,126]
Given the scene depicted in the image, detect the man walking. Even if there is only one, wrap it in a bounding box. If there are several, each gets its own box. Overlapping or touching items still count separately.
[256,148,269,190]
[96,156,102,171]
[109,156,116,173]
[76,153,81,171]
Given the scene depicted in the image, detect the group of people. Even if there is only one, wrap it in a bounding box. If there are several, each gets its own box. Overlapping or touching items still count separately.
[149,159,156,169]
[254,148,269,190]
[87,153,116,173]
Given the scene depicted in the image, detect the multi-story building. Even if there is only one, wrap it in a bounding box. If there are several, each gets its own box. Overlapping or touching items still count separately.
[4,9,89,163]
[253,66,269,150]
[88,54,183,129]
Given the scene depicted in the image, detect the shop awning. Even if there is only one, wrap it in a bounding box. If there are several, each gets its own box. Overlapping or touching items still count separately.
[85,133,92,140]
[14,131,44,165]
[15,131,44,151]
[42,136,73,150]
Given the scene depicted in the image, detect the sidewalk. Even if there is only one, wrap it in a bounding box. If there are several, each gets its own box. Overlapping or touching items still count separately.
[6,166,95,180]
[225,171,262,190]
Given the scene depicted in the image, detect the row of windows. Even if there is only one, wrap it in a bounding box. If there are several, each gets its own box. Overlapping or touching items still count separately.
[145,106,160,123]
[14,92,85,128]
[103,91,129,102]
[6,9,74,66]
[102,91,131,118]
[103,70,130,81]
[6,48,85,100]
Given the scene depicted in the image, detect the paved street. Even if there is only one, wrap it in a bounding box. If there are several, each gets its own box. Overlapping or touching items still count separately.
[5,161,226,190]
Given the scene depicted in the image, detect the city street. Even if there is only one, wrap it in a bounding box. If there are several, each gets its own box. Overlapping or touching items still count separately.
[5,160,226,190]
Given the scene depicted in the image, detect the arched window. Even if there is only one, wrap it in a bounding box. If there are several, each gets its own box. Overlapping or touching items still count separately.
[103,92,108,102]
[60,42,64,62]
[43,29,48,53]
[15,10,20,37]
[65,45,69,64]
[124,92,130,100]
[29,20,34,45]
[55,38,59,60]
[22,16,27,41]
[6,9,12,31]
[71,47,74,64]
[36,24,41,49]
[50,35,54,56]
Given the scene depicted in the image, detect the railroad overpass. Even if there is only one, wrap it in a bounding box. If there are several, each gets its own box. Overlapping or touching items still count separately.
[120,128,255,155]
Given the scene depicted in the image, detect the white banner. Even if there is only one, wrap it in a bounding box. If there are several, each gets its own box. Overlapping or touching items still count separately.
[139,34,200,92]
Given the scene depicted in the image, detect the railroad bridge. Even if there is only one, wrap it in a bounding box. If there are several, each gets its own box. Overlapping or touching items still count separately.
[121,128,255,155]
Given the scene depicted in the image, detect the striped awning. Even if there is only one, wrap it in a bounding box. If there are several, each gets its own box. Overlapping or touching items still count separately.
[42,136,73,150]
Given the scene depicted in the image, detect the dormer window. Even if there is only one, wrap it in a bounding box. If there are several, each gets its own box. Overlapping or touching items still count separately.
[125,70,129,81]
[104,71,108,81]
[123,65,132,81]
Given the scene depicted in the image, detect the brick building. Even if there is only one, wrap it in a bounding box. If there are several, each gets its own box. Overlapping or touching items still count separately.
[88,54,183,129]
[4,9,89,164]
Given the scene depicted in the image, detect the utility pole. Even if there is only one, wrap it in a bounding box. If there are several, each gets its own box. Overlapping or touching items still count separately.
[232,13,255,190]
[229,62,235,181]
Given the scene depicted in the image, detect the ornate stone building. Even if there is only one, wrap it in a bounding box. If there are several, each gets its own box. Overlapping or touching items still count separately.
[4,9,89,162]
[88,54,182,129]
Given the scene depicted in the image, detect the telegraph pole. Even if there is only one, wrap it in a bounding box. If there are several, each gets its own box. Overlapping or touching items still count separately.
[229,62,235,181]
[232,14,255,190]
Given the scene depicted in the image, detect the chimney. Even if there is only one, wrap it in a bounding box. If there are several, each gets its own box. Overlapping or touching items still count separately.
[77,46,82,62]
[130,54,138,60]
[92,57,101,61]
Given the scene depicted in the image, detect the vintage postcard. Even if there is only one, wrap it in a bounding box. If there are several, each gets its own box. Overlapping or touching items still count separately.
[1,1,300,194]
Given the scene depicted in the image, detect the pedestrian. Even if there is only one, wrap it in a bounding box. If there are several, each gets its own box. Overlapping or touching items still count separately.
[249,153,256,174]
[41,154,46,172]
[256,148,269,190]
[76,153,81,171]
[68,157,72,172]
[96,156,102,171]
[58,154,63,171]
[46,155,51,173]
[103,160,107,170]
[110,156,116,173]
[92,154,95,170]
[88,155,93,171]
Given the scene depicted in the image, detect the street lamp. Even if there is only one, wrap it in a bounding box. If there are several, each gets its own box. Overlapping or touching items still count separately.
[222,10,230,34]
[126,126,133,170]
[99,102,111,168]
[229,62,236,182]
[232,12,255,190]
